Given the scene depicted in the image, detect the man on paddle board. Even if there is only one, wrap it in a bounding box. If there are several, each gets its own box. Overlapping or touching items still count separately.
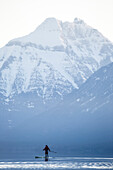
[43,145,50,157]
[43,145,50,161]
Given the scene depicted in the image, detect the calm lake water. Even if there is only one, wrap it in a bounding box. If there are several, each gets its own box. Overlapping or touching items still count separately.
[0,157,113,169]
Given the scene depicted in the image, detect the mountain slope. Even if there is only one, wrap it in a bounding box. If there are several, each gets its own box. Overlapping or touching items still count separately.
[69,62,113,114]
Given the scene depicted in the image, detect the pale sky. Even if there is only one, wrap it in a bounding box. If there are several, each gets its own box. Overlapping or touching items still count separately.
[0,0,113,48]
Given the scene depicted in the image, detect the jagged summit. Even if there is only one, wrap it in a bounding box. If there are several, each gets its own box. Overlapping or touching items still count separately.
[7,17,109,47]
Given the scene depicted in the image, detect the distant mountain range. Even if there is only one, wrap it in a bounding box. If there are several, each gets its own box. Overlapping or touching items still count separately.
[0,18,113,151]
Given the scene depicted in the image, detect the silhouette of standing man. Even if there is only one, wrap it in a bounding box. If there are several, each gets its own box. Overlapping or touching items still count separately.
[43,145,50,161]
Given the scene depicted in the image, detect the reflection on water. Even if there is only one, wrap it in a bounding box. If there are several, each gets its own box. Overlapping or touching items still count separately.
[0,157,113,169]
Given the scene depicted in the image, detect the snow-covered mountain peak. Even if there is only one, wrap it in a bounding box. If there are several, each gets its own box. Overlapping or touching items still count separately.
[0,17,113,101]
